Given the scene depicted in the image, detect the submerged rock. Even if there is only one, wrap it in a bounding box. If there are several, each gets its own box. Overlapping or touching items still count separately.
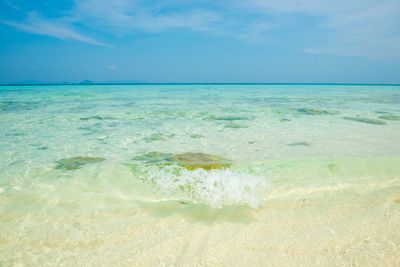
[168,152,232,170]
[0,101,43,112]
[343,117,386,125]
[143,133,176,142]
[190,134,205,138]
[298,108,339,115]
[123,163,140,172]
[327,163,339,172]
[78,123,103,134]
[224,122,249,128]
[287,142,310,147]
[131,152,232,170]
[144,134,167,141]
[80,116,100,121]
[132,152,173,163]
[55,156,105,170]
[378,115,400,121]
[5,132,25,136]
[209,115,249,121]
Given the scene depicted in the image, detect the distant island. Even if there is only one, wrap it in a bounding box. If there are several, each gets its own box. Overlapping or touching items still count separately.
[1,79,147,86]
[79,80,94,85]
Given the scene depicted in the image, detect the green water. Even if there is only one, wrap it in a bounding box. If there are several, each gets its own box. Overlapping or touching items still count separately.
[0,84,399,265]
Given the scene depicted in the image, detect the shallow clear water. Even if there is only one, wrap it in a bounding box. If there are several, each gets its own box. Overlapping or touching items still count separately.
[0,84,399,265]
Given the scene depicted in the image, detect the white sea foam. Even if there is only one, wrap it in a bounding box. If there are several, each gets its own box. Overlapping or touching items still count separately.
[134,165,268,208]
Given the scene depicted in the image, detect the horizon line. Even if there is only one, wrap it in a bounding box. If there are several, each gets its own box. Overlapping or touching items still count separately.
[1,82,400,86]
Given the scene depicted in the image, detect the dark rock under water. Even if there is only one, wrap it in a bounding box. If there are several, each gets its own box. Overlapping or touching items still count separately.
[80,115,117,121]
[169,152,232,170]
[298,108,339,115]
[190,134,205,138]
[288,142,310,147]
[378,115,400,121]
[343,117,386,125]
[143,133,175,142]
[224,122,249,128]
[0,101,44,112]
[132,152,173,163]
[209,115,249,121]
[55,156,106,170]
[130,152,232,170]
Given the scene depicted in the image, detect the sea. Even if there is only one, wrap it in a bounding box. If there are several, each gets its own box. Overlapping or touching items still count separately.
[0,84,399,266]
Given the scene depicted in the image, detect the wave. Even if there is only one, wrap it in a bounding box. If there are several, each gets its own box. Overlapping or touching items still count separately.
[131,164,268,209]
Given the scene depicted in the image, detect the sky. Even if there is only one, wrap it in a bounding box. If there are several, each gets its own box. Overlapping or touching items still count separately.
[0,0,399,84]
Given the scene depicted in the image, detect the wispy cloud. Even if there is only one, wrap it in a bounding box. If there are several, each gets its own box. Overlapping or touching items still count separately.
[106,64,116,69]
[69,0,400,58]
[68,0,278,43]
[239,0,400,59]
[4,0,20,10]
[69,0,221,33]
[2,0,399,58]
[2,12,112,47]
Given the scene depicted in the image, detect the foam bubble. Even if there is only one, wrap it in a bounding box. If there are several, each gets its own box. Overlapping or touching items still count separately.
[134,165,268,208]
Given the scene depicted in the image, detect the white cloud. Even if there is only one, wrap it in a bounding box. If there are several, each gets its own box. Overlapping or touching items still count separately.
[106,64,116,69]
[2,12,112,47]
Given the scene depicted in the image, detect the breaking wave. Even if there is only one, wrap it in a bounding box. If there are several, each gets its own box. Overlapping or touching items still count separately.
[133,165,268,209]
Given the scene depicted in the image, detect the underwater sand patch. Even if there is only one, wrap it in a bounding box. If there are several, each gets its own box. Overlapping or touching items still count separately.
[55,157,106,170]
[343,117,386,125]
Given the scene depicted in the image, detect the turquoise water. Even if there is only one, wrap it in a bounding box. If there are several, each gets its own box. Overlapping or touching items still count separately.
[1,84,399,265]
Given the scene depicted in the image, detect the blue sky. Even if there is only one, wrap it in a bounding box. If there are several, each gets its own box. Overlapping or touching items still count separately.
[0,0,399,84]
